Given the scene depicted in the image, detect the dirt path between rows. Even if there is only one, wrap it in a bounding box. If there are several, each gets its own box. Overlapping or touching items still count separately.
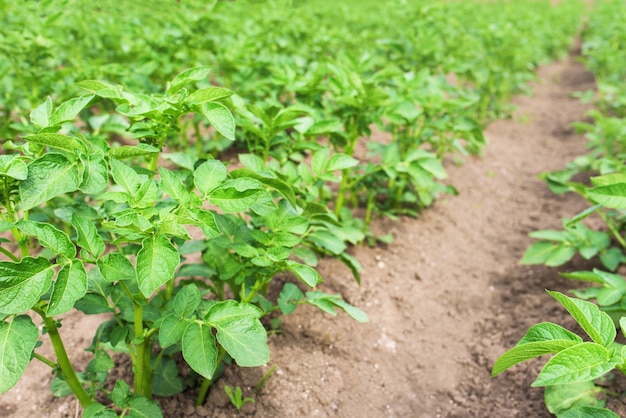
[1,50,603,418]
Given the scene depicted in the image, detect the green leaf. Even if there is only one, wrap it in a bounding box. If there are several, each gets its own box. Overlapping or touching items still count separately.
[587,184,626,209]
[590,173,626,187]
[312,148,330,178]
[533,343,616,386]
[557,407,620,418]
[110,158,141,197]
[109,144,160,159]
[0,316,39,394]
[25,133,83,153]
[136,235,180,298]
[187,87,233,104]
[285,260,321,287]
[206,301,269,367]
[545,381,605,415]
[529,230,571,242]
[152,357,184,397]
[548,291,616,346]
[87,350,114,373]
[201,102,236,141]
[309,230,346,254]
[182,322,218,379]
[17,220,75,259]
[158,314,188,348]
[326,153,359,172]
[111,380,131,407]
[30,97,52,127]
[238,154,265,172]
[167,67,210,95]
[518,322,584,345]
[127,396,163,418]
[546,245,577,267]
[83,402,118,418]
[277,282,304,315]
[306,291,368,322]
[209,178,262,212]
[49,95,94,126]
[74,293,113,315]
[19,154,80,210]
[560,271,605,285]
[492,340,581,377]
[159,168,190,204]
[194,160,227,196]
[0,155,27,180]
[97,252,136,283]
[419,158,447,180]
[172,283,201,317]
[0,257,53,314]
[72,214,105,257]
[47,260,87,316]
[597,287,625,306]
[80,152,108,195]
[329,298,369,323]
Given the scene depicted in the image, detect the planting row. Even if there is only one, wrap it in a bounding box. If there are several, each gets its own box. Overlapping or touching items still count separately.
[0,0,584,416]
[494,1,626,417]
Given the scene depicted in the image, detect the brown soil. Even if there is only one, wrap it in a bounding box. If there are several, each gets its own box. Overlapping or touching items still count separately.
[2,51,615,417]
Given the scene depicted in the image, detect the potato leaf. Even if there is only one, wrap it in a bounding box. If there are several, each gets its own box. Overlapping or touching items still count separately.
[206,301,269,367]
[0,316,39,394]
[137,235,180,298]
[533,342,617,386]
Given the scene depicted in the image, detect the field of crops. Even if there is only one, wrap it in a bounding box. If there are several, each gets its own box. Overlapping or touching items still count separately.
[2,0,626,416]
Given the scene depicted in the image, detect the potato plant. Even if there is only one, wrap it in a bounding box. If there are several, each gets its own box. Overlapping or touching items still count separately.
[0,70,366,416]
[496,2,626,416]
[0,0,588,415]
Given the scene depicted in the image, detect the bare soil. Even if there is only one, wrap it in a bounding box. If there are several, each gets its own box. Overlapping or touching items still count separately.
[2,51,616,418]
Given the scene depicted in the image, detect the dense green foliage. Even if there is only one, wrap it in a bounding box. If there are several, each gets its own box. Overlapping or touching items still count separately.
[0,0,585,416]
[498,1,626,417]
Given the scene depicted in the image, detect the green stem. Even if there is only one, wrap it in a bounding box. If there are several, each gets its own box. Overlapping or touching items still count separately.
[334,170,349,219]
[195,349,226,406]
[0,245,19,261]
[363,190,376,235]
[35,309,92,408]
[597,208,626,250]
[132,300,153,398]
[195,121,203,158]
[164,278,175,302]
[33,352,57,368]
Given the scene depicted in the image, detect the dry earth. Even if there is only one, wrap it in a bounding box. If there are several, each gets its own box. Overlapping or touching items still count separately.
[2,49,618,417]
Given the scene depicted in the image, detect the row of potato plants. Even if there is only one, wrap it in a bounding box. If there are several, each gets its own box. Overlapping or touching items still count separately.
[493,1,626,417]
[0,0,584,416]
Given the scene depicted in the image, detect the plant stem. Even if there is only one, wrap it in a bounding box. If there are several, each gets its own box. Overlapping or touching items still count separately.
[597,208,626,249]
[132,300,153,399]
[0,245,19,261]
[334,171,349,219]
[35,309,92,408]
[33,352,57,368]
[363,190,375,235]
[195,349,226,406]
